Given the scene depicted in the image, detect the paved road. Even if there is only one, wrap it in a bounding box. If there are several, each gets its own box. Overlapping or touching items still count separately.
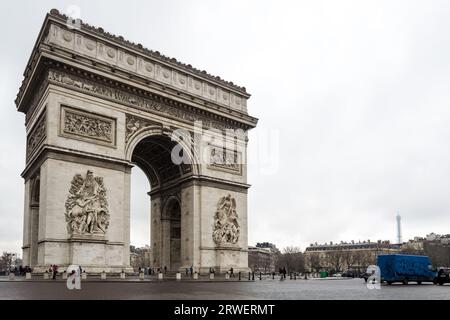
[1,278,449,300]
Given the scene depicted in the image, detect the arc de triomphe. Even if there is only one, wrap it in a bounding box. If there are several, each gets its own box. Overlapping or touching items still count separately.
[16,9,257,273]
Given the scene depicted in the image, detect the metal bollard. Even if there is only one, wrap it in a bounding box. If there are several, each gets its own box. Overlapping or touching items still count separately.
[248,272,251,280]
[238,272,241,281]
[290,273,293,280]
[259,272,262,280]
[294,273,297,280]
[272,273,275,280]
[252,272,255,281]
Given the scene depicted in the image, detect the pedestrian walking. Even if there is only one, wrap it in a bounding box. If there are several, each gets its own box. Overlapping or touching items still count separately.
[52,264,58,280]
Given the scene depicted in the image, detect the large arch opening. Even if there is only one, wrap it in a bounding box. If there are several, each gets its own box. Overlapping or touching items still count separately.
[129,132,194,272]
[130,166,151,271]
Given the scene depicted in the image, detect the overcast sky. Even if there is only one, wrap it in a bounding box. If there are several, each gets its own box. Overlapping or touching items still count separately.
[1,0,450,255]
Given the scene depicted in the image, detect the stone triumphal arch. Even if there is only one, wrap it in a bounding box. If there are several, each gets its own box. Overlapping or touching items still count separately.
[16,10,257,273]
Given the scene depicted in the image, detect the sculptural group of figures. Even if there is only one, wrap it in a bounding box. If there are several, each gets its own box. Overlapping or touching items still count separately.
[65,170,110,236]
[212,194,240,244]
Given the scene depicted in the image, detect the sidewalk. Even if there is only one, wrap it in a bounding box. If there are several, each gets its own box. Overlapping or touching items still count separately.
[0,274,252,283]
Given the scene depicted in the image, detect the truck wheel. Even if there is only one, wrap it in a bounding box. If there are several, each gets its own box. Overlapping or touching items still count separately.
[417,281,422,285]
[387,281,393,285]
[402,279,408,285]
[439,281,444,286]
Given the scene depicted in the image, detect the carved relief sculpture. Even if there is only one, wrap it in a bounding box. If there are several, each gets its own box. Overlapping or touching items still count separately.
[60,105,116,146]
[48,69,250,131]
[212,194,240,245]
[65,170,110,237]
[63,108,112,142]
[209,146,241,174]
[26,111,46,159]
[125,114,161,142]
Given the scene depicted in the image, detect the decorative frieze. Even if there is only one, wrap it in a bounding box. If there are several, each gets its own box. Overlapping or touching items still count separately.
[48,69,245,131]
[212,194,240,245]
[60,105,116,147]
[27,111,46,160]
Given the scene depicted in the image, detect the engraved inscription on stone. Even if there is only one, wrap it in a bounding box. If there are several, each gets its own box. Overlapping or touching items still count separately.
[48,70,240,131]
[65,170,110,237]
[212,194,240,245]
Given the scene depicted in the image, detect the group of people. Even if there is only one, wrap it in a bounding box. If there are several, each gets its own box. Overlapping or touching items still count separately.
[8,265,32,276]
[279,267,287,279]
[48,264,59,279]
[137,266,171,275]
[185,266,194,276]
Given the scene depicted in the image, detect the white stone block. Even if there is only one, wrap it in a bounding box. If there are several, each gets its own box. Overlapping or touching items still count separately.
[225,273,230,280]
[193,272,198,280]
[158,272,163,280]
[100,272,106,280]
[43,272,49,280]
[81,272,87,280]
[62,272,68,280]
[209,273,214,280]
[9,273,15,280]
[120,272,126,279]
[176,272,181,280]
[139,272,144,280]
[25,273,31,279]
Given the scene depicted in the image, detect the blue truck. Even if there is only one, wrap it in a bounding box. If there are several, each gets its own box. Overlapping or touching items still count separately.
[377,254,437,285]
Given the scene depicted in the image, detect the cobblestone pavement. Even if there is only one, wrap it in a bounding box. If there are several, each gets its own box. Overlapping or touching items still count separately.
[0,277,449,300]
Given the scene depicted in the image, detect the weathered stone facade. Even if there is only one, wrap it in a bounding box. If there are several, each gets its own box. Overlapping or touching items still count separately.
[17,9,257,273]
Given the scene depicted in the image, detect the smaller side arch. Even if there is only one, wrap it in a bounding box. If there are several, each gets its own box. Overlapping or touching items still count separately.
[30,175,40,206]
[161,195,181,220]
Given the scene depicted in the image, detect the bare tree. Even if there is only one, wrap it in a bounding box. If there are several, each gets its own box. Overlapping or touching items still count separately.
[326,249,344,273]
[424,242,450,268]
[307,253,321,272]
[277,247,305,273]
[341,250,354,271]
[0,252,13,273]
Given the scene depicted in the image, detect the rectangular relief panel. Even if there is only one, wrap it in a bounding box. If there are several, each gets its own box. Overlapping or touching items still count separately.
[207,145,242,175]
[60,105,116,147]
[27,109,46,160]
